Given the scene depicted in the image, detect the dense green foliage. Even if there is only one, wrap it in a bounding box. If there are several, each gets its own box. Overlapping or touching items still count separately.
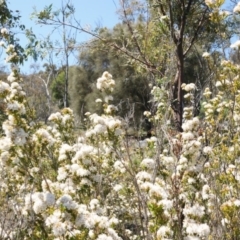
[68,26,153,125]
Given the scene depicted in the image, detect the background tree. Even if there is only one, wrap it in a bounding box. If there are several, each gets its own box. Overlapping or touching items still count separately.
[22,63,59,122]
[33,0,231,132]
[33,0,78,108]
[68,24,153,133]
[145,0,229,131]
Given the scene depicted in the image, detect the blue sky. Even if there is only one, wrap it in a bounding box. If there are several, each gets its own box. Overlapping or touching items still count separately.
[6,0,120,73]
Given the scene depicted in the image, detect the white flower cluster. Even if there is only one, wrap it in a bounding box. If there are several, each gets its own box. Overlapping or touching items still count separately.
[24,192,55,214]
[202,52,210,58]
[86,113,122,137]
[205,0,216,7]
[5,44,18,63]
[1,28,8,35]
[96,71,115,92]
[234,2,240,13]
[230,39,240,50]
[157,225,173,239]
[0,81,10,94]
[182,83,196,92]
[32,128,56,146]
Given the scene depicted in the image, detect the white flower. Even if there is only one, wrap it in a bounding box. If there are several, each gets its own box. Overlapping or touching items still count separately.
[234,199,240,207]
[185,221,210,237]
[72,144,95,161]
[202,52,210,58]
[233,114,240,122]
[105,95,113,102]
[1,28,8,35]
[198,223,210,236]
[7,101,25,114]
[33,199,47,214]
[138,140,147,148]
[183,204,205,217]
[203,87,212,97]
[205,0,216,7]
[113,160,125,173]
[141,158,155,169]
[230,40,240,49]
[96,71,115,91]
[33,128,56,146]
[182,83,196,92]
[106,118,121,129]
[184,93,192,99]
[95,98,102,103]
[188,177,196,184]
[0,137,12,151]
[48,112,62,121]
[94,123,107,134]
[88,230,95,238]
[234,3,240,13]
[221,218,229,227]
[52,221,67,237]
[57,167,68,181]
[7,72,17,82]
[203,146,212,154]
[45,210,62,227]
[143,111,151,117]
[5,44,14,53]
[96,234,113,240]
[44,192,55,206]
[179,156,188,164]
[57,194,78,210]
[136,171,152,181]
[58,143,72,161]
[80,178,92,186]
[219,10,230,17]
[202,184,210,200]
[14,128,28,146]
[182,132,195,141]
[107,228,122,240]
[76,167,90,177]
[149,184,168,199]
[158,199,173,210]
[105,104,118,114]
[157,226,172,238]
[113,184,123,192]
[160,15,168,21]
[162,156,175,165]
[89,199,99,210]
[0,81,10,93]
[184,236,200,240]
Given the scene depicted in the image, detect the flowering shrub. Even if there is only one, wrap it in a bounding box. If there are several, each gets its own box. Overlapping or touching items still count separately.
[1,2,240,239]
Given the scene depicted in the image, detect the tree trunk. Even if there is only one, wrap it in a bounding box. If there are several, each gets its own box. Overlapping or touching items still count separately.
[172,43,184,132]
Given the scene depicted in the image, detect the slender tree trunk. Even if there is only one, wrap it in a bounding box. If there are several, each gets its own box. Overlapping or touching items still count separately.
[64,57,69,108]
[172,43,184,132]
[62,2,69,108]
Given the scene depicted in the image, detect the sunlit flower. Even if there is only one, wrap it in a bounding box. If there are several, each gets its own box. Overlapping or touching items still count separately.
[230,40,240,49]
[1,28,8,35]
[202,52,210,58]
[95,98,102,103]
[234,2,240,13]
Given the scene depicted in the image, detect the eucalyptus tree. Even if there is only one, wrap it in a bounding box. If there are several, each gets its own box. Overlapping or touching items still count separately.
[33,0,78,108]
[145,0,230,131]
[68,24,153,129]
